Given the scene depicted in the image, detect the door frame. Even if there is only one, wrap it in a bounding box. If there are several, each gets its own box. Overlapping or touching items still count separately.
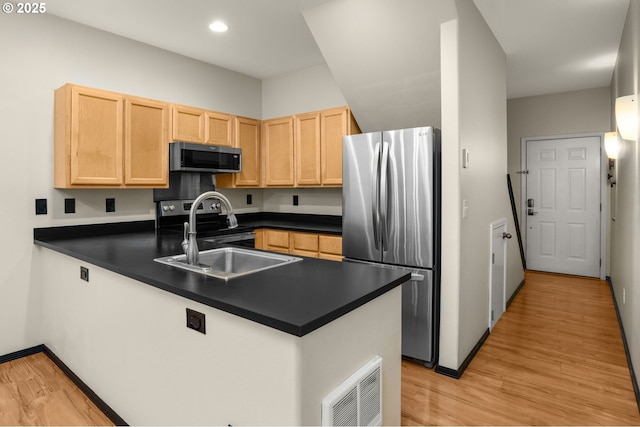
[520,132,607,279]
[489,219,507,331]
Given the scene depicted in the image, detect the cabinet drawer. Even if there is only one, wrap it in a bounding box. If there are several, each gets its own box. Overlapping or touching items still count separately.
[319,235,342,255]
[291,232,319,252]
[265,229,290,251]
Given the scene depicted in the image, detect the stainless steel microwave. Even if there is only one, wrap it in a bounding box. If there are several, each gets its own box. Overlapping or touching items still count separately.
[169,142,241,173]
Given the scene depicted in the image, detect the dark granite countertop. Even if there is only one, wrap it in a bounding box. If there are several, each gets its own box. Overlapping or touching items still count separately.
[235,212,342,235]
[33,219,407,337]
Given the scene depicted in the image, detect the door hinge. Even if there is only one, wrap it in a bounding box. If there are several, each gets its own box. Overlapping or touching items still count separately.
[516,170,529,174]
[600,203,602,212]
[492,253,495,264]
[600,259,602,267]
[491,310,494,321]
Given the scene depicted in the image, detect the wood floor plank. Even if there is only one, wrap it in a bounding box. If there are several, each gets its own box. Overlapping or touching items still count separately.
[401,271,640,425]
[0,352,113,426]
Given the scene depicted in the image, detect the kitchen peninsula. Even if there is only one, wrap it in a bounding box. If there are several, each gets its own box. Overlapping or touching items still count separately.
[33,221,408,425]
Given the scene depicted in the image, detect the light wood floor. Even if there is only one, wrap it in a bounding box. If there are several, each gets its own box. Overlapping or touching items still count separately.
[402,270,640,425]
[0,352,113,426]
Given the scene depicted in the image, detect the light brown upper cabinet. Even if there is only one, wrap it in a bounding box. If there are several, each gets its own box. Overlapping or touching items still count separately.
[321,107,361,186]
[268,106,360,188]
[205,111,234,146]
[263,116,295,187]
[124,97,170,186]
[295,112,322,186]
[171,104,205,143]
[54,84,169,188]
[292,106,361,187]
[172,105,235,147]
[217,116,262,188]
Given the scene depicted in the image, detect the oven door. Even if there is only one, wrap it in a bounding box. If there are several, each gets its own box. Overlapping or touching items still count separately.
[204,231,256,248]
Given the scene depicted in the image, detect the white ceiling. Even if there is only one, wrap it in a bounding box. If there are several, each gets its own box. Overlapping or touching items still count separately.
[46,0,630,99]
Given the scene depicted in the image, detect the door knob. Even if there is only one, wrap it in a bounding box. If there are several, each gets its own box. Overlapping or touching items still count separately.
[502,232,512,239]
[527,208,538,216]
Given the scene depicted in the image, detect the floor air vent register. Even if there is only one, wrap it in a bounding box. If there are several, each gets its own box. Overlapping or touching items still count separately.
[321,356,382,426]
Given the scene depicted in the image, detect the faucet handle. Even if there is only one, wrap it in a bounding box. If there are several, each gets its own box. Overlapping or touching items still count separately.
[227,213,238,229]
[181,222,189,254]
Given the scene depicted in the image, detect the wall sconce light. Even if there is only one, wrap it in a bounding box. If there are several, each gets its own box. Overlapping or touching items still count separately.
[615,95,637,141]
[604,131,619,159]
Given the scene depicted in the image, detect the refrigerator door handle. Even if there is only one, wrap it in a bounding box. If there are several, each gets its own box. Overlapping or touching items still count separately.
[379,141,390,251]
[372,142,381,250]
[410,273,425,281]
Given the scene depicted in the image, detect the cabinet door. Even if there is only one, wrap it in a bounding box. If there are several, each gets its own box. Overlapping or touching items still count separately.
[321,107,349,186]
[254,228,265,250]
[172,105,205,143]
[124,97,169,187]
[318,235,343,261]
[70,86,123,186]
[265,229,290,254]
[295,112,322,186]
[205,111,234,146]
[263,117,295,186]
[235,116,261,186]
[290,232,319,258]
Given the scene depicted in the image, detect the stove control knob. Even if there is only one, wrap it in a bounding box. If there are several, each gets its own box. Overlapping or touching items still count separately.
[169,205,175,211]
[162,205,169,212]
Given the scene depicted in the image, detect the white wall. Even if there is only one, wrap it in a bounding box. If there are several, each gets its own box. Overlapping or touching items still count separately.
[506,88,611,294]
[439,0,510,370]
[0,13,261,356]
[262,63,348,120]
[609,0,640,395]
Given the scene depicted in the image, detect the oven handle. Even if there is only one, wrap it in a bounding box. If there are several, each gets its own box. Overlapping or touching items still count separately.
[204,231,256,244]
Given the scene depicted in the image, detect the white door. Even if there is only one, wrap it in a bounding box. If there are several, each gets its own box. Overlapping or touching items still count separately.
[525,136,601,277]
[490,221,507,331]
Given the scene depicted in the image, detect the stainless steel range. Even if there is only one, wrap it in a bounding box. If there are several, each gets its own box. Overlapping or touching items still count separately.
[155,197,255,247]
[152,151,254,248]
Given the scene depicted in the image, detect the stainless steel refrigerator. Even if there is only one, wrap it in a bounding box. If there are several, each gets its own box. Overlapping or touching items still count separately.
[342,126,440,367]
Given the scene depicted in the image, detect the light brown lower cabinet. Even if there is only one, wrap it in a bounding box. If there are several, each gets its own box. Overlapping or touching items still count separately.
[254,228,342,261]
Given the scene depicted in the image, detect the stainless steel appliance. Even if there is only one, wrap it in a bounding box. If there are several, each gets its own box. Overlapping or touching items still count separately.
[155,199,255,247]
[169,142,241,173]
[153,143,251,246]
[342,126,441,367]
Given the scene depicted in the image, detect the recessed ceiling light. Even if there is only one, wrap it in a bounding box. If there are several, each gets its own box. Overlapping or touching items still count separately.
[209,21,229,33]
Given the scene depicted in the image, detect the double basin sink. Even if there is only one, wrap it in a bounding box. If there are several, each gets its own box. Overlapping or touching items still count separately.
[154,247,302,281]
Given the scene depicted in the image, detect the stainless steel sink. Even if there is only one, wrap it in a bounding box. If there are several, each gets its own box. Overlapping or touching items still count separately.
[154,247,302,281]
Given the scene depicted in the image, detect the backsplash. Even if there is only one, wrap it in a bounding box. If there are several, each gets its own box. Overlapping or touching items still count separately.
[223,188,342,216]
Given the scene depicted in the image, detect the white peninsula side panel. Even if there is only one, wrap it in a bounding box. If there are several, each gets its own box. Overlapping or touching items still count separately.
[35,247,401,425]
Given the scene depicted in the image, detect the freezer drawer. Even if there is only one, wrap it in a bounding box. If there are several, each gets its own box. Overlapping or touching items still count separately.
[401,269,434,366]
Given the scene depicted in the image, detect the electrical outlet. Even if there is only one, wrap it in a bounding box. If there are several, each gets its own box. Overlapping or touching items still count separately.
[293,195,299,206]
[64,198,75,214]
[246,194,252,205]
[35,199,47,215]
[80,266,89,282]
[106,198,115,212]
[186,308,206,334]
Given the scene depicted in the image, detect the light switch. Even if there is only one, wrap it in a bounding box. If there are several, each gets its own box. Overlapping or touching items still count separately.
[462,199,469,218]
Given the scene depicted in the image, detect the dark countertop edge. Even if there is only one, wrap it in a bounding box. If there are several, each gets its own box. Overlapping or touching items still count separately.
[34,220,156,240]
[237,212,342,235]
[34,212,342,241]
[297,275,408,335]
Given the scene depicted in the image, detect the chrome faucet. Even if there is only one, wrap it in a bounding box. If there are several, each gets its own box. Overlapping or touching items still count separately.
[182,191,238,265]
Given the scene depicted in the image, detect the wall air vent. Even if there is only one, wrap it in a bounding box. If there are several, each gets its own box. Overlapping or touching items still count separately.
[321,356,382,426]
